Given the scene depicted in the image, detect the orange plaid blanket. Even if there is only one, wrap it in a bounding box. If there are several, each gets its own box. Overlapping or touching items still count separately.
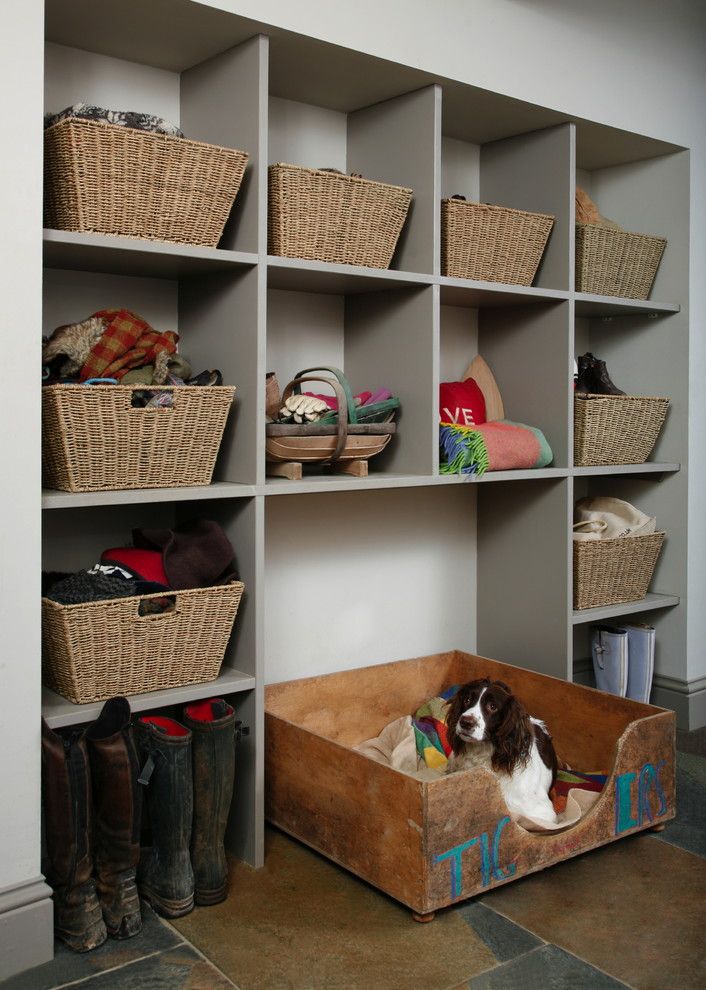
[79,308,178,381]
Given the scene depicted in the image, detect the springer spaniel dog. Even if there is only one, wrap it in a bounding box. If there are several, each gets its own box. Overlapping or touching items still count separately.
[446,678,558,827]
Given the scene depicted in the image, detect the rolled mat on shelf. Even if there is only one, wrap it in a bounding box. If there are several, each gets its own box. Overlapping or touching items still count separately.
[573,394,669,466]
[44,117,249,247]
[42,582,245,704]
[441,199,554,284]
[573,533,664,610]
[575,223,667,299]
[268,163,413,269]
[42,384,236,492]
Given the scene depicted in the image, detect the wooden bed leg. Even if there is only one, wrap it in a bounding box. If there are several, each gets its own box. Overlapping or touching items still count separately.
[650,823,666,832]
[412,911,436,923]
[334,458,368,477]
[267,461,303,480]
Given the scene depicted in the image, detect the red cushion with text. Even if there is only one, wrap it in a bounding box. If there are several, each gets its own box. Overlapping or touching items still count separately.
[439,379,487,427]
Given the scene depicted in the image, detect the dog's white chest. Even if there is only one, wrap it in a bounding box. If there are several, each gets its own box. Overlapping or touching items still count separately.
[498,743,556,825]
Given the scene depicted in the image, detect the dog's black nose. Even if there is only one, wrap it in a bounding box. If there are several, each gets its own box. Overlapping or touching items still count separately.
[459,716,476,730]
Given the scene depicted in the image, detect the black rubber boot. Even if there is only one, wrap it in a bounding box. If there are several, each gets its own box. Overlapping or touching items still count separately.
[183,699,241,905]
[576,352,626,395]
[41,720,107,952]
[85,697,142,938]
[136,716,194,918]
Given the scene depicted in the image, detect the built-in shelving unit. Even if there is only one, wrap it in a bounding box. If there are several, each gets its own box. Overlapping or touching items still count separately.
[39,0,689,873]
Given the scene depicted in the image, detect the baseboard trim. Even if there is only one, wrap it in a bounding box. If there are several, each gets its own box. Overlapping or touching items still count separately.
[573,661,706,730]
[0,876,54,981]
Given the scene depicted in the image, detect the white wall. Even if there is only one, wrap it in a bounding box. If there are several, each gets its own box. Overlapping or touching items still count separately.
[208,0,706,684]
[0,0,43,893]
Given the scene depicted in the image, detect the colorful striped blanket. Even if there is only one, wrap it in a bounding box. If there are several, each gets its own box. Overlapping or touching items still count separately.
[439,420,553,477]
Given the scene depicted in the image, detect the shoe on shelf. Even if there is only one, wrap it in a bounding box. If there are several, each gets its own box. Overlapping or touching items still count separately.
[575,352,626,396]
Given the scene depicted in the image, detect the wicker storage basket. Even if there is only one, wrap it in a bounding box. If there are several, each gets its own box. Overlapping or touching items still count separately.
[574,394,669,466]
[575,224,667,299]
[573,533,664,610]
[42,582,244,704]
[268,164,413,268]
[441,199,554,284]
[42,384,235,492]
[44,117,249,247]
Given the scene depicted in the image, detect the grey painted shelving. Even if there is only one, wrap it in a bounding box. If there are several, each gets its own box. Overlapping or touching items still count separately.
[572,593,680,625]
[39,2,690,873]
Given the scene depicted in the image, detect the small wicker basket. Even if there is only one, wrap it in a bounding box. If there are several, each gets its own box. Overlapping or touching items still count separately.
[42,583,244,704]
[42,384,235,492]
[268,164,413,269]
[441,199,554,284]
[575,224,666,299]
[573,533,664,610]
[44,117,249,247]
[574,394,669,466]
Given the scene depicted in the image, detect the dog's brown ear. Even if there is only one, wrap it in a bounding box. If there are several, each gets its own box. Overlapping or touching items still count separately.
[493,680,513,695]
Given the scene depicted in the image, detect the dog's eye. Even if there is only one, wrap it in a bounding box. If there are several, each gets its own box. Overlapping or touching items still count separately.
[487,702,497,713]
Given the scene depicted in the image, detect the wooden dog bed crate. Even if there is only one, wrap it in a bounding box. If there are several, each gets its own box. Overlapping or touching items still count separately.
[266,650,675,920]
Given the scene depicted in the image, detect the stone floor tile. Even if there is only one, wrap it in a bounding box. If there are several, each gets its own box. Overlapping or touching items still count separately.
[655,751,706,857]
[171,828,499,990]
[479,834,706,990]
[0,902,181,990]
[465,944,631,989]
[453,901,543,962]
[52,944,236,989]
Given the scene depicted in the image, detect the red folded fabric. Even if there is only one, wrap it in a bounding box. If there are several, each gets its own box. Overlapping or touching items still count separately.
[79,308,178,381]
[101,547,169,586]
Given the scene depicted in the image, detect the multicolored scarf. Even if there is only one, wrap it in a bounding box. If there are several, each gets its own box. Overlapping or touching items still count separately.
[413,685,458,769]
[79,309,178,382]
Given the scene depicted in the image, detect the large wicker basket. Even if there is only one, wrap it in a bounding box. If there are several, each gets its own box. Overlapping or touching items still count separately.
[42,583,245,704]
[42,384,236,492]
[574,534,664,610]
[574,394,669,466]
[441,199,554,284]
[575,224,666,299]
[268,164,413,268]
[44,117,249,247]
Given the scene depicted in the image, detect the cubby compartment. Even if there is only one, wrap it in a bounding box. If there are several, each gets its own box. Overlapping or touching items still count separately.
[439,300,571,473]
[440,122,573,291]
[267,85,439,274]
[266,282,436,483]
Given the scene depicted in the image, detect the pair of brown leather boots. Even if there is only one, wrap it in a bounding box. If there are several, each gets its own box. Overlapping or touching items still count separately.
[42,696,241,952]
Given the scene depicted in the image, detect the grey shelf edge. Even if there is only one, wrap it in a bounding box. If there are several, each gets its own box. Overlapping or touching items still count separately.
[439,276,570,308]
[574,292,680,317]
[43,229,258,277]
[572,592,680,625]
[571,463,680,477]
[266,255,435,293]
[42,481,258,509]
[263,467,570,495]
[42,667,257,729]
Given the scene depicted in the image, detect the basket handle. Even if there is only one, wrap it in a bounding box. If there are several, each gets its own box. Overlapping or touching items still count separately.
[280,374,350,462]
[291,366,358,425]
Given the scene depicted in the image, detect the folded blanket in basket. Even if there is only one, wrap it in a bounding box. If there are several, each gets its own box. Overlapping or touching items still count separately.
[439,420,553,477]
[45,102,183,137]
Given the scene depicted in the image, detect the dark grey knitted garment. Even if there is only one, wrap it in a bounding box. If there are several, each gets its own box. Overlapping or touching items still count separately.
[47,571,137,605]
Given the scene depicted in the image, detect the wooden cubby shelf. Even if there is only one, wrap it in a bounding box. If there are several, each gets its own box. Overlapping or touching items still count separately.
[572,593,681,625]
[38,1,690,873]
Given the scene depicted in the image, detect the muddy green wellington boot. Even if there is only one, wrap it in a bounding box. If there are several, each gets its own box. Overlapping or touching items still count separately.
[41,719,107,952]
[183,699,242,905]
[85,697,142,939]
[136,715,195,918]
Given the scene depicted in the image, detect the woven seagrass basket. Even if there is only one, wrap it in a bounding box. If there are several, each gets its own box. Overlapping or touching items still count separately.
[575,224,666,299]
[42,582,245,704]
[573,533,664,610]
[441,199,554,284]
[268,164,413,268]
[42,384,235,492]
[44,117,249,247]
[574,394,669,466]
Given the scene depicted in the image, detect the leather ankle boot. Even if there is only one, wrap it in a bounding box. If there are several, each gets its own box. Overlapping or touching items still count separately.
[85,697,142,939]
[576,352,626,395]
[136,716,194,918]
[41,720,107,952]
[183,699,241,905]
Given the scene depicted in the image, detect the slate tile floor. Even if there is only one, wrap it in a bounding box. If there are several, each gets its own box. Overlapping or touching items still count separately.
[3,748,704,990]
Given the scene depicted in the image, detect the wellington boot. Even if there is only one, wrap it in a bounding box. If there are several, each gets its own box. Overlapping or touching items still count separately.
[41,720,107,952]
[591,626,628,696]
[85,697,142,938]
[136,716,194,918]
[184,699,241,905]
